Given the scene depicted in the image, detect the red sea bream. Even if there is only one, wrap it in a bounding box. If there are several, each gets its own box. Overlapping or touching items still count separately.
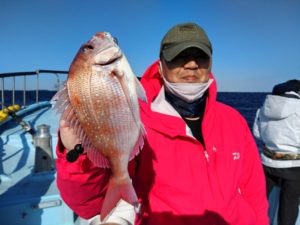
[52,32,146,221]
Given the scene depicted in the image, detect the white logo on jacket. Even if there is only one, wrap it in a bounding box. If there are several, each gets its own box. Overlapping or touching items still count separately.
[232,152,240,160]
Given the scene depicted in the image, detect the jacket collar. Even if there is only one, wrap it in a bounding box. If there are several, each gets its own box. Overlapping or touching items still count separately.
[139,60,218,138]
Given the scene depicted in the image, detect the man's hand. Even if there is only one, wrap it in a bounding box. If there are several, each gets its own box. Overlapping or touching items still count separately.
[59,118,80,152]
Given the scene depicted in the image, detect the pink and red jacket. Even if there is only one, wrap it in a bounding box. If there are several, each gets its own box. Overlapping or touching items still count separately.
[56,60,269,225]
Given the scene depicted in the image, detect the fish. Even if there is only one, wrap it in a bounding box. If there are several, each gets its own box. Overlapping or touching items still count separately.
[52,32,147,221]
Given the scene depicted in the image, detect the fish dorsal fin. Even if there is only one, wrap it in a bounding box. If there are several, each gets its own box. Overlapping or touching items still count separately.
[134,76,147,103]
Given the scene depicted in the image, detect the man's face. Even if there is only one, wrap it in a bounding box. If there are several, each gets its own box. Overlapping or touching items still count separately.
[160,47,211,83]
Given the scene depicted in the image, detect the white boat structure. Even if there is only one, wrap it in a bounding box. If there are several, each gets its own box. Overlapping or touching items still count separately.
[0,70,92,225]
[0,70,299,225]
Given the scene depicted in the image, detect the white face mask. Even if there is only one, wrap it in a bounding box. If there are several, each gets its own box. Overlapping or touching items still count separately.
[160,62,214,102]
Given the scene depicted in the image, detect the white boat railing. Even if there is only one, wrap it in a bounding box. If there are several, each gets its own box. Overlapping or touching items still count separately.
[0,70,68,109]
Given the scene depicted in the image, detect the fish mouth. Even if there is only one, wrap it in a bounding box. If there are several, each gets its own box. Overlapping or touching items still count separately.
[95,53,122,66]
[92,45,123,66]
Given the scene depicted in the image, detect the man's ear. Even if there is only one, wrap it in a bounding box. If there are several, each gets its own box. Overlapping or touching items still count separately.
[158,61,163,78]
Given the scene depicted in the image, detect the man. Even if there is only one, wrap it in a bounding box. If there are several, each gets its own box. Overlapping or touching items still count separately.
[56,22,269,225]
[253,79,300,225]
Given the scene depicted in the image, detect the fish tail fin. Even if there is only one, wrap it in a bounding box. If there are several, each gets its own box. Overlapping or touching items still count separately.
[100,177,138,222]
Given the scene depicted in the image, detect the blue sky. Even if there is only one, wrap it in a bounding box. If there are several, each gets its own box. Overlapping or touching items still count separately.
[1,0,299,92]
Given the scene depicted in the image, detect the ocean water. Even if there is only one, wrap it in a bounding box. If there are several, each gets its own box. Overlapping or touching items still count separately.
[217,92,268,129]
[2,90,269,127]
[2,90,268,143]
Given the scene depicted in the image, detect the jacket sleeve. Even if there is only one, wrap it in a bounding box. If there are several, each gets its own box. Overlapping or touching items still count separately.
[55,131,110,219]
[252,109,261,140]
[240,123,269,225]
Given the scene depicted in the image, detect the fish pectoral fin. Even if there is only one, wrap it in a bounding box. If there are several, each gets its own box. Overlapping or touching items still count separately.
[134,76,147,103]
[100,178,138,222]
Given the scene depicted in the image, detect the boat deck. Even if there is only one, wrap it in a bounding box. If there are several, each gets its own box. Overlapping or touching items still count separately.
[0,102,74,225]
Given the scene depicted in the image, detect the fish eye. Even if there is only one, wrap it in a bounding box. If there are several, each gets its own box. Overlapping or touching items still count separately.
[81,45,94,52]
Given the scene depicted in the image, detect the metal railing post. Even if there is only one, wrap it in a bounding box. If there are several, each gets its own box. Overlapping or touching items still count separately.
[36,71,39,103]
[23,76,26,107]
[12,76,15,105]
[1,78,4,109]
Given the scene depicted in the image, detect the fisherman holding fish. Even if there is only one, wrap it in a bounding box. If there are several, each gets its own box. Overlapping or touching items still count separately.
[54,22,269,225]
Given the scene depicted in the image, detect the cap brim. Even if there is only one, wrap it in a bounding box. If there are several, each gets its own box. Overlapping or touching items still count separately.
[162,41,211,62]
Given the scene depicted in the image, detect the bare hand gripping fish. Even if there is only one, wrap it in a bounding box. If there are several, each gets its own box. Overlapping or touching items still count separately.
[52,32,147,221]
